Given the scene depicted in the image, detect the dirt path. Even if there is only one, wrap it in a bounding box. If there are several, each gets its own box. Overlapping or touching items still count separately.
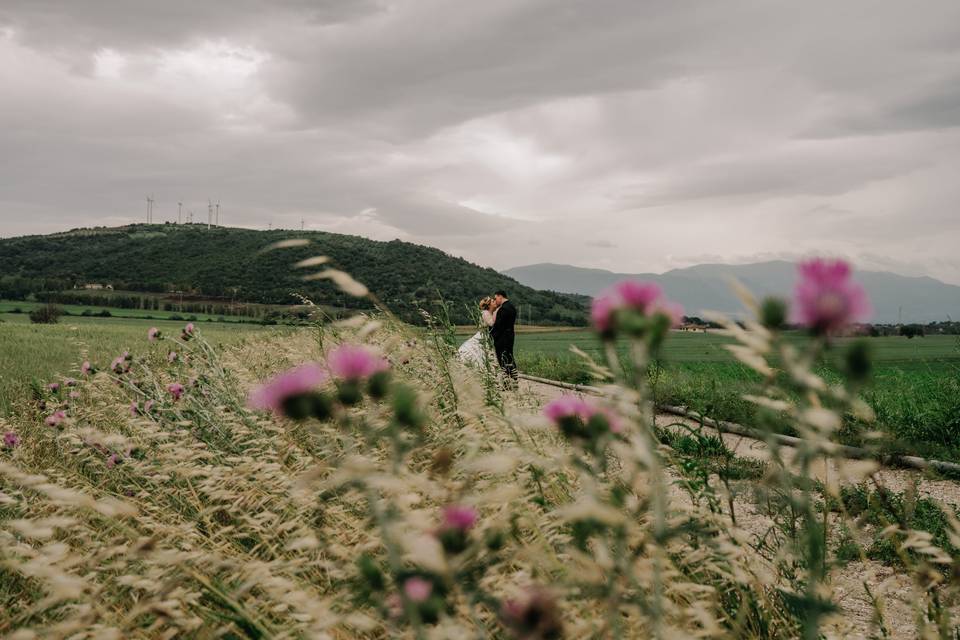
[518,378,960,506]
[511,377,960,639]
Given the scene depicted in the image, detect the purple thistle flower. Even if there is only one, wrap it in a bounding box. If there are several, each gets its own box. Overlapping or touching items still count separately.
[613,280,663,312]
[247,363,328,415]
[167,383,185,401]
[791,258,871,335]
[106,453,121,468]
[590,279,680,335]
[3,431,19,448]
[63,378,78,387]
[543,395,622,438]
[110,354,131,375]
[81,361,93,376]
[440,504,478,533]
[168,351,179,363]
[147,327,160,341]
[44,411,66,428]
[47,382,60,393]
[435,504,478,555]
[590,293,619,334]
[402,577,433,603]
[69,391,81,400]
[543,395,594,424]
[327,344,389,381]
[130,402,139,417]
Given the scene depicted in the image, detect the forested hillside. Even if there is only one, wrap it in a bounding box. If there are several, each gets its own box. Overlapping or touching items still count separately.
[0,224,587,325]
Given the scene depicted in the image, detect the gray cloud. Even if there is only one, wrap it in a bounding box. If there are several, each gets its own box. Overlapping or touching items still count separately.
[1,1,959,285]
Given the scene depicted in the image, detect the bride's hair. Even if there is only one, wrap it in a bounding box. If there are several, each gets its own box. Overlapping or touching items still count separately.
[479,296,493,310]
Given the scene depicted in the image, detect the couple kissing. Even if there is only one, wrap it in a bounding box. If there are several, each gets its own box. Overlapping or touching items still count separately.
[457,290,517,385]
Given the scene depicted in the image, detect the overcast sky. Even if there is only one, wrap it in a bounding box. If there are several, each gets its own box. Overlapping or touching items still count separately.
[2,1,959,283]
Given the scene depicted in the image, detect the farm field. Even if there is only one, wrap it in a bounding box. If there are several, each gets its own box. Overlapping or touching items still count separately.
[513,329,960,462]
[0,299,257,324]
[513,329,960,366]
[0,314,279,415]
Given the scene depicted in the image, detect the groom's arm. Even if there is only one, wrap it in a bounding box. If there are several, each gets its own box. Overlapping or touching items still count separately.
[490,307,506,336]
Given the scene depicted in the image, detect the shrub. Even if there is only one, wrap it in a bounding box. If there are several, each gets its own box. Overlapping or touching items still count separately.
[900,324,925,339]
[28,304,63,324]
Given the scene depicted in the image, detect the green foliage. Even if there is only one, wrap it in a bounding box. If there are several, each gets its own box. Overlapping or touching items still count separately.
[28,304,63,324]
[834,485,959,568]
[0,224,588,326]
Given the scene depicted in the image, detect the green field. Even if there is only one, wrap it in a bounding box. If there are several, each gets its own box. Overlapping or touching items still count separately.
[0,299,254,324]
[513,330,960,462]
[514,329,960,366]
[0,314,276,415]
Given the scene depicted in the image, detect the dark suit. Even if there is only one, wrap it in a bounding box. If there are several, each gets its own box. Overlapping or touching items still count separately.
[489,300,518,380]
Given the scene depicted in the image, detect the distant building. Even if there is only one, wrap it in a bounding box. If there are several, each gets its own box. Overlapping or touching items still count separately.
[81,283,114,290]
[677,323,708,332]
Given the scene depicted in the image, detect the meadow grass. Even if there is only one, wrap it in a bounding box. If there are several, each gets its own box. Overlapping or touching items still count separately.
[3,306,960,637]
[514,330,960,462]
[0,315,276,415]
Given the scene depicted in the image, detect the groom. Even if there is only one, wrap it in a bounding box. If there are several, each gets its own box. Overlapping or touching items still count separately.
[489,290,518,385]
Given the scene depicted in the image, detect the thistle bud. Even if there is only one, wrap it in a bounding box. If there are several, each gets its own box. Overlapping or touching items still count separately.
[367,370,391,400]
[336,380,363,406]
[392,384,424,429]
[357,553,385,591]
[311,392,334,421]
[281,393,320,421]
[485,528,506,551]
[500,588,564,639]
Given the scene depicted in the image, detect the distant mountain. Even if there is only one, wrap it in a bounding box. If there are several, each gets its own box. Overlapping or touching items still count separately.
[503,261,960,324]
[0,224,588,326]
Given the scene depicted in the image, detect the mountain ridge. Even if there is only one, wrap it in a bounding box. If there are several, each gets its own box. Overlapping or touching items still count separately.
[503,261,960,324]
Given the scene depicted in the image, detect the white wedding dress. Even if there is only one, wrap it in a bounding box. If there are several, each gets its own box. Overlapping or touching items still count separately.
[458,309,496,366]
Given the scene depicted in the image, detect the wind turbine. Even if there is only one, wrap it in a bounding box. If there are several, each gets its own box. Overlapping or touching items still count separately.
[177,201,183,224]
[215,200,220,226]
[146,195,154,224]
[207,199,213,229]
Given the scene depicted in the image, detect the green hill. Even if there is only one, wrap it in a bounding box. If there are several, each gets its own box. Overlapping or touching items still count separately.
[0,224,587,325]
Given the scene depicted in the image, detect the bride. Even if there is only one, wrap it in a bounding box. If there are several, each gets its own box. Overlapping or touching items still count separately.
[458,297,497,366]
